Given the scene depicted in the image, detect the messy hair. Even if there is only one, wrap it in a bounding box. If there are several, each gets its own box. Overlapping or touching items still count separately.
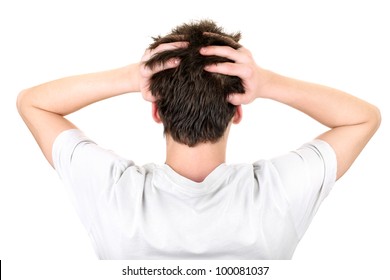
[145,20,244,147]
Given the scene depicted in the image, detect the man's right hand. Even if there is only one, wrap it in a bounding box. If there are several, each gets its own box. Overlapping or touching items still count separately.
[139,41,188,102]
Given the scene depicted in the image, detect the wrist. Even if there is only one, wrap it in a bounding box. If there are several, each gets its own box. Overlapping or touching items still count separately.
[255,68,274,99]
[122,63,141,93]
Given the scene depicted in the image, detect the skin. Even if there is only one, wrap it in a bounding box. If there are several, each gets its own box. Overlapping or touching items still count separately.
[201,45,381,179]
[17,41,381,182]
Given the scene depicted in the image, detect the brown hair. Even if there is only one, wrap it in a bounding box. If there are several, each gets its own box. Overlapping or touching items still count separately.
[145,20,244,147]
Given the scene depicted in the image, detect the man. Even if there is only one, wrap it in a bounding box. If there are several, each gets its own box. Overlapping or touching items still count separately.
[17,20,380,259]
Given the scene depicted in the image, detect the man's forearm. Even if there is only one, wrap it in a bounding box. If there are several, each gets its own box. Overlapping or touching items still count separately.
[18,41,187,167]
[259,69,381,179]
[18,63,140,116]
[259,70,379,129]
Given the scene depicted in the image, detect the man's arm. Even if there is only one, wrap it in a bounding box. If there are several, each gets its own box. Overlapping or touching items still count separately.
[201,46,381,180]
[260,72,381,180]
[17,42,187,167]
[17,64,139,166]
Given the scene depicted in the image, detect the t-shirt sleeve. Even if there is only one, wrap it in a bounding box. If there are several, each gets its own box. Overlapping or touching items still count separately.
[52,129,134,230]
[270,139,337,239]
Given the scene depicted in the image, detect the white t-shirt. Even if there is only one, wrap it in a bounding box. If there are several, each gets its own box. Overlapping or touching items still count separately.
[52,129,336,260]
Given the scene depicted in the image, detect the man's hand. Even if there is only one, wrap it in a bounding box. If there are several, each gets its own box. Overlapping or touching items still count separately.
[140,41,188,102]
[200,45,270,105]
[200,43,381,180]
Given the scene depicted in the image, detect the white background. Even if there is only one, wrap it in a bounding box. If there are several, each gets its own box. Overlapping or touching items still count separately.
[1,0,389,279]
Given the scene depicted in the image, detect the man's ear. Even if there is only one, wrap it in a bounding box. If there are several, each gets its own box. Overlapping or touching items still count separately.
[233,105,242,124]
[152,102,162,123]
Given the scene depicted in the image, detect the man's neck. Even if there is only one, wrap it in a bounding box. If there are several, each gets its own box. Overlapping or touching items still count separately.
[165,136,228,183]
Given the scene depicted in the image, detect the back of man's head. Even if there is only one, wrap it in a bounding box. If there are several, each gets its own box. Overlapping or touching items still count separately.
[145,20,244,147]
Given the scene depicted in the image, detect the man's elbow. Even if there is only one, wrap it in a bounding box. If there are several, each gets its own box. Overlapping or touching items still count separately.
[16,89,34,116]
[370,104,382,133]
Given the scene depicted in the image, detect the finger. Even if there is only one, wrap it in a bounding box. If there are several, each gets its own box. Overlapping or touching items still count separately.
[202,32,241,49]
[200,45,239,61]
[204,62,252,78]
[141,41,188,64]
[143,91,157,102]
[227,93,251,106]
[141,57,180,76]
[148,41,189,57]
[200,46,252,64]
[227,93,241,105]
[151,34,187,47]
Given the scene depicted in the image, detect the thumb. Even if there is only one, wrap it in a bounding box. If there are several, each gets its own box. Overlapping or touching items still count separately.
[227,93,244,105]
